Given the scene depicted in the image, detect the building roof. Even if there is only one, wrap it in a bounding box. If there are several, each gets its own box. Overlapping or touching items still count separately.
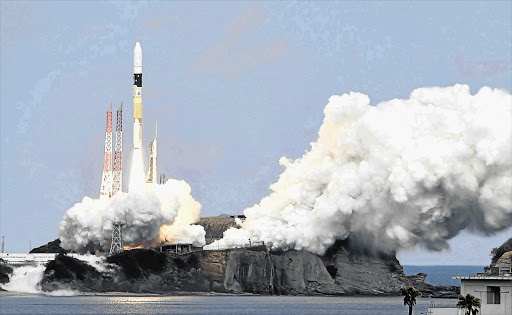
[453,275,512,280]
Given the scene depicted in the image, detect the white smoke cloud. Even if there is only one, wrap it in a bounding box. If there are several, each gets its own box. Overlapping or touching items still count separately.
[209,85,512,254]
[59,179,205,252]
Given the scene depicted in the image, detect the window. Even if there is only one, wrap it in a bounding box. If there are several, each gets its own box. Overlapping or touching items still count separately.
[137,90,141,96]
[487,286,500,304]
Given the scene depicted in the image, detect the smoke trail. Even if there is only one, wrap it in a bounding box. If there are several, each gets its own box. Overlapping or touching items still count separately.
[207,85,512,254]
[59,179,205,252]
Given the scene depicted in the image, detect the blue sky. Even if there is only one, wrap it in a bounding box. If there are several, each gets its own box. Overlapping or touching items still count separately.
[1,1,510,265]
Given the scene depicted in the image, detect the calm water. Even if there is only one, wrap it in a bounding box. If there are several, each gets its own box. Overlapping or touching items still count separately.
[0,295,456,315]
[403,265,485,286]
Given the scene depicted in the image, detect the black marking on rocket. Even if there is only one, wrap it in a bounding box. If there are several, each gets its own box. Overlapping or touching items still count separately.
[134,74,142,87]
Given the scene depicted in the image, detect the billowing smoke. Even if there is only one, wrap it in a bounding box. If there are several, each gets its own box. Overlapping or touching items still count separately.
[59,179,205,252]
[207,85,511,255]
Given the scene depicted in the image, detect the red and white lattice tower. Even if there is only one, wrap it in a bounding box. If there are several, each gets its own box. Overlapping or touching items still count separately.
[112,103,123,196]
[100,104,113,198]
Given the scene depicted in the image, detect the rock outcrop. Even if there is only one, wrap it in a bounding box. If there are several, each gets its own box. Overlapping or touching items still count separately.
[42,254,105,292]
[223,246,343,295]
[30,239,68,254]
[25,217,461,296]
[198,216,238,245]
[321,240,406,295]
[0,264,13,285]
[405,272,459,298]
[39,245,410,295]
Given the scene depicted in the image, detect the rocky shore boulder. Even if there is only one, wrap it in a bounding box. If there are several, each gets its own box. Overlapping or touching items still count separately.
[405,272,459,298]
[0,264,13,286]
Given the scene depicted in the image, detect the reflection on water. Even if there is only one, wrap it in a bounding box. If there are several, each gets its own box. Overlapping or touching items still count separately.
[0,295,457,315]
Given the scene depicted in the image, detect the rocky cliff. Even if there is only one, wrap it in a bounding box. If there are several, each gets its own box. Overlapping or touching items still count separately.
[38,245,419,295]
[222,246,343,295]
[321,240,406,295]
[8,216,463,296]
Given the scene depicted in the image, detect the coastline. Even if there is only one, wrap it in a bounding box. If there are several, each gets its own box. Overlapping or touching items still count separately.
[0,290,259,298]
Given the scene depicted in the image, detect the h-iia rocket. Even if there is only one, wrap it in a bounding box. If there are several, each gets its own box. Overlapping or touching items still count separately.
[133,42,158,186]
[133,42,143,150]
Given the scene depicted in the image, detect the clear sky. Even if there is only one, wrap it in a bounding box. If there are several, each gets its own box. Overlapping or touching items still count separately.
[1,1,510,265]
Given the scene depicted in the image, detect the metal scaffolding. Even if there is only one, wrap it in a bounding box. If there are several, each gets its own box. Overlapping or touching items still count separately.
[109,222,124,255]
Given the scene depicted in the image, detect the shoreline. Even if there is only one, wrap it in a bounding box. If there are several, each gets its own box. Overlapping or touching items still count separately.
[0,290,457,298]
[0,290,259,298]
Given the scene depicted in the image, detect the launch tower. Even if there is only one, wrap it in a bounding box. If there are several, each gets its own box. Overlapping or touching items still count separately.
[100,105,113,198]
[109,222,124,255]
[100,103,123,198]
[112,104,123,195]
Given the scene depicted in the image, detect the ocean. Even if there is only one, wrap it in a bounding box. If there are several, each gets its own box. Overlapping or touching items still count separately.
[0,265,476,314]
[403,265,485,286]
[0,295,456,315]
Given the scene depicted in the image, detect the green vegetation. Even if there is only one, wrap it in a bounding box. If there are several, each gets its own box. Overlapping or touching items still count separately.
[456,294,481,315]
[399,286,421,315]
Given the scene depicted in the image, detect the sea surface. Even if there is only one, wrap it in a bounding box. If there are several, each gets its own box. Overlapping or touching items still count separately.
[0,295,456,315]
[403,265,485,286]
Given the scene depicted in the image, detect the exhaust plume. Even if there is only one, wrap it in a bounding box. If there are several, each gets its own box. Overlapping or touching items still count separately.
[207,85,512,254]
[59,179,205,252]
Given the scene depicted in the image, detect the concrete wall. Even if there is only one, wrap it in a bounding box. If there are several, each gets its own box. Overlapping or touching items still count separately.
[461,278,512,315]
[427,308,462,315]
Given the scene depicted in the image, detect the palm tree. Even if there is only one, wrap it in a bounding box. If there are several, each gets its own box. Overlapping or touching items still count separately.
[457,294,481,315]
[399,286,421,315]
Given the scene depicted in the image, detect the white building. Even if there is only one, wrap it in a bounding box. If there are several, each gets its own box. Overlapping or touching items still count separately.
[0,253,81,265]
[428,251,512,315]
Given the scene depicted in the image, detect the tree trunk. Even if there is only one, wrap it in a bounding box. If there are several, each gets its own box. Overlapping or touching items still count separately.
[408,305,412,315]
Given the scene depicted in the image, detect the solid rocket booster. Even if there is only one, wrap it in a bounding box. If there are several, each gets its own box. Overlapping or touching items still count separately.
[133,42,143,150]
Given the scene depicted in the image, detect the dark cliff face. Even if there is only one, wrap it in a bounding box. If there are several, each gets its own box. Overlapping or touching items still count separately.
[221,247,344,295]
[28,219,445,296]
[42,254,105,292]
[320,240,405,295]
[39,246,412,295]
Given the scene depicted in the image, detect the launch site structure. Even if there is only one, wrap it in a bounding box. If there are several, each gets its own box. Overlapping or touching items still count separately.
[112,104,123,195]
[100,103,123,198]
[109,222,123,255]
[100,105,113,198]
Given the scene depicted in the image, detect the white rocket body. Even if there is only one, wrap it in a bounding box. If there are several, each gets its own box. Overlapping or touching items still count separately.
[133,42,143,150]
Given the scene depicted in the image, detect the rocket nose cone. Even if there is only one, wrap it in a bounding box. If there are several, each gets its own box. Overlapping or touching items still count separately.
[134,42,142,52]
